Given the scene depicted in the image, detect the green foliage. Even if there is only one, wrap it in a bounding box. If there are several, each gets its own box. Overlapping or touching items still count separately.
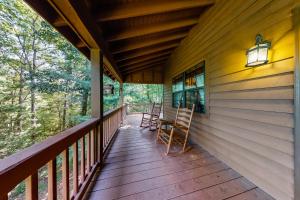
[0,0,164,199]
[0,0,93,158]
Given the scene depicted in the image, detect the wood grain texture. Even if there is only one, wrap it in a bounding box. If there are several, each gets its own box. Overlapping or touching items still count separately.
[163,1,295,200]
[48,159,57,200]
[25,173,38,200]
[87,114,273,200]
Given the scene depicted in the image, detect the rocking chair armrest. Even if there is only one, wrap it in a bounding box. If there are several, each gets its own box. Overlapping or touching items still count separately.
[158,119,174,126]
[171,123,188,131]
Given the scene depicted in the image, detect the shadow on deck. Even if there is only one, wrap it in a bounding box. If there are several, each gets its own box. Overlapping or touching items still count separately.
[87,114,273,200]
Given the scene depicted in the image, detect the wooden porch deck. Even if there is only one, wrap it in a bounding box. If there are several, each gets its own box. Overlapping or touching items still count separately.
[87,114,274,200]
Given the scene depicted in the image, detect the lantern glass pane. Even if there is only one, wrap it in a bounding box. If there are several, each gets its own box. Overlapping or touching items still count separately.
[247,46,258,65]
[258,44,268,62]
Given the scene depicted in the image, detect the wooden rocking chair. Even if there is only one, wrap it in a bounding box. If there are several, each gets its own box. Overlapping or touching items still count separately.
[157,104,195,155]
[140,102,162,131]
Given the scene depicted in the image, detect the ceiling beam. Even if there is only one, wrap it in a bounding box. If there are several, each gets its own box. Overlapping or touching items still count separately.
[53,16,68,27]
[119,52,172,67]
[123,62,166,74]
[76,40,86,48]
[96,0,214,22]
[49,0,123,82]
[107,18,198,42]
[120,57,168,70]
[115,43,178,62]
[112,32,187,54]
[121,59,167,72]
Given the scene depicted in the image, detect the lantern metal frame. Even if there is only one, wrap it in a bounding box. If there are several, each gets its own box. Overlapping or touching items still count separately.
[246,34,271,67]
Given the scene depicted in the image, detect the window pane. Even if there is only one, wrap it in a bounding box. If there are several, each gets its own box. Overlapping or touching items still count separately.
[185,67,204,90]
[172,75,183,92]
[185,73,196,90]
[185,88,205,113]
[196,73,204,87]
[172,80,183,92]
[172,92,183,108]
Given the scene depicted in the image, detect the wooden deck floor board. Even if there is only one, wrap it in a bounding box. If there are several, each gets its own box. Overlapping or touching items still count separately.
[87,114,274,200]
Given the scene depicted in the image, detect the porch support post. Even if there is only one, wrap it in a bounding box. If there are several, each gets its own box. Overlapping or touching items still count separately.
[99,52,104,163]
[90,49,104,164]
[293,5,300,200]
[91,49,101,118]
[119,82,124,106]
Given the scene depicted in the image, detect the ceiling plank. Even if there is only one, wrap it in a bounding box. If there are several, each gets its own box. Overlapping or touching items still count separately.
[123,62,166,74]
[53,16,68,27]
[107,18,198,42]
[76,40,86,48]
[112,32,187,54]
[120,57,168,70]
[121,59,167,72]
[49,0,123,82]
[116,43,178,62]
[96,0,214,22]
[119,52,172,67]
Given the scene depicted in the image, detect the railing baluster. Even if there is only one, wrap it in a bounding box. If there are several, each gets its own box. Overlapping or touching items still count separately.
[72,142,78,195]
[87,132,91,171]
[91,130,95,165]
[93,127,97,163]
[62,149,69,200]
[97,124,101,162]
[80,137,85,183]
[104,120,106,147]
[25,172,38,200]
[109,117,111,141]
[48,159,57,200]
[100,117,103,164]
[0,106,125,200]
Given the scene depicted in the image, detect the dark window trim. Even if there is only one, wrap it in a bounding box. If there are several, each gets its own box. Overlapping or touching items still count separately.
[172,61,206,113]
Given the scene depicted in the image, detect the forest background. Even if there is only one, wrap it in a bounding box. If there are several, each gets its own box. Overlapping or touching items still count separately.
[0,0,163,160]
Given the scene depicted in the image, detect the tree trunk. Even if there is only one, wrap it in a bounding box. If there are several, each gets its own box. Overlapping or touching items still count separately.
[10,90,15,133]
[81,90,89,116]
[16,67,24,133]
[30,29,38,130]
[62,94,67,130]
[81,61,90,116]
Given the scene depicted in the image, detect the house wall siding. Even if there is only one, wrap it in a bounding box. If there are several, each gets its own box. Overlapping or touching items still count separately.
[163,0,295,199]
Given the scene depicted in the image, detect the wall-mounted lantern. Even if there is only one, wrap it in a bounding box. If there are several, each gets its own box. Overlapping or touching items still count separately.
[104,84,114,95]
[246,34,271,67]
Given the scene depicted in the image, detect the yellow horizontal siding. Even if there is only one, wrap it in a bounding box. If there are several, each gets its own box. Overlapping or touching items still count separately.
[163,0,295,199]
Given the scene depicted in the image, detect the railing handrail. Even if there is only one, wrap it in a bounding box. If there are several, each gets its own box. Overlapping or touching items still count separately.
[0,105,125,197]
[103,105,125,120]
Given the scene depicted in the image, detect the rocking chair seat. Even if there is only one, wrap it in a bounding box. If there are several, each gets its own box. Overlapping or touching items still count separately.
[159,129,185,146]
[140,102,162,130]
[156,104,195,155]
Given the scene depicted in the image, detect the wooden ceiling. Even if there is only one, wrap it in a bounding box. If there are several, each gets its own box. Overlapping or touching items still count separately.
[24,0,213,81]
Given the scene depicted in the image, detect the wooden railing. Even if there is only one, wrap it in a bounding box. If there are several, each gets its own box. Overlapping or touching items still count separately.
[126,103,152,114]
[0,105,127,200]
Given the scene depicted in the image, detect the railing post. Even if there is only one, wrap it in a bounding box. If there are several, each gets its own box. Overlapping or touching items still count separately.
[119,83,124,125]
[99,51,104,164]
[90,49,103,165]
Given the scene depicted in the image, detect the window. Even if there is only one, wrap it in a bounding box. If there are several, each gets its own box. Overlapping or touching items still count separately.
[172,61,205,113]
[172,74,184,108]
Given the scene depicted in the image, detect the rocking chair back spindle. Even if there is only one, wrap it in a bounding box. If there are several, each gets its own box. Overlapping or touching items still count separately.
[157,104,195,155]
[140,102,162,130]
